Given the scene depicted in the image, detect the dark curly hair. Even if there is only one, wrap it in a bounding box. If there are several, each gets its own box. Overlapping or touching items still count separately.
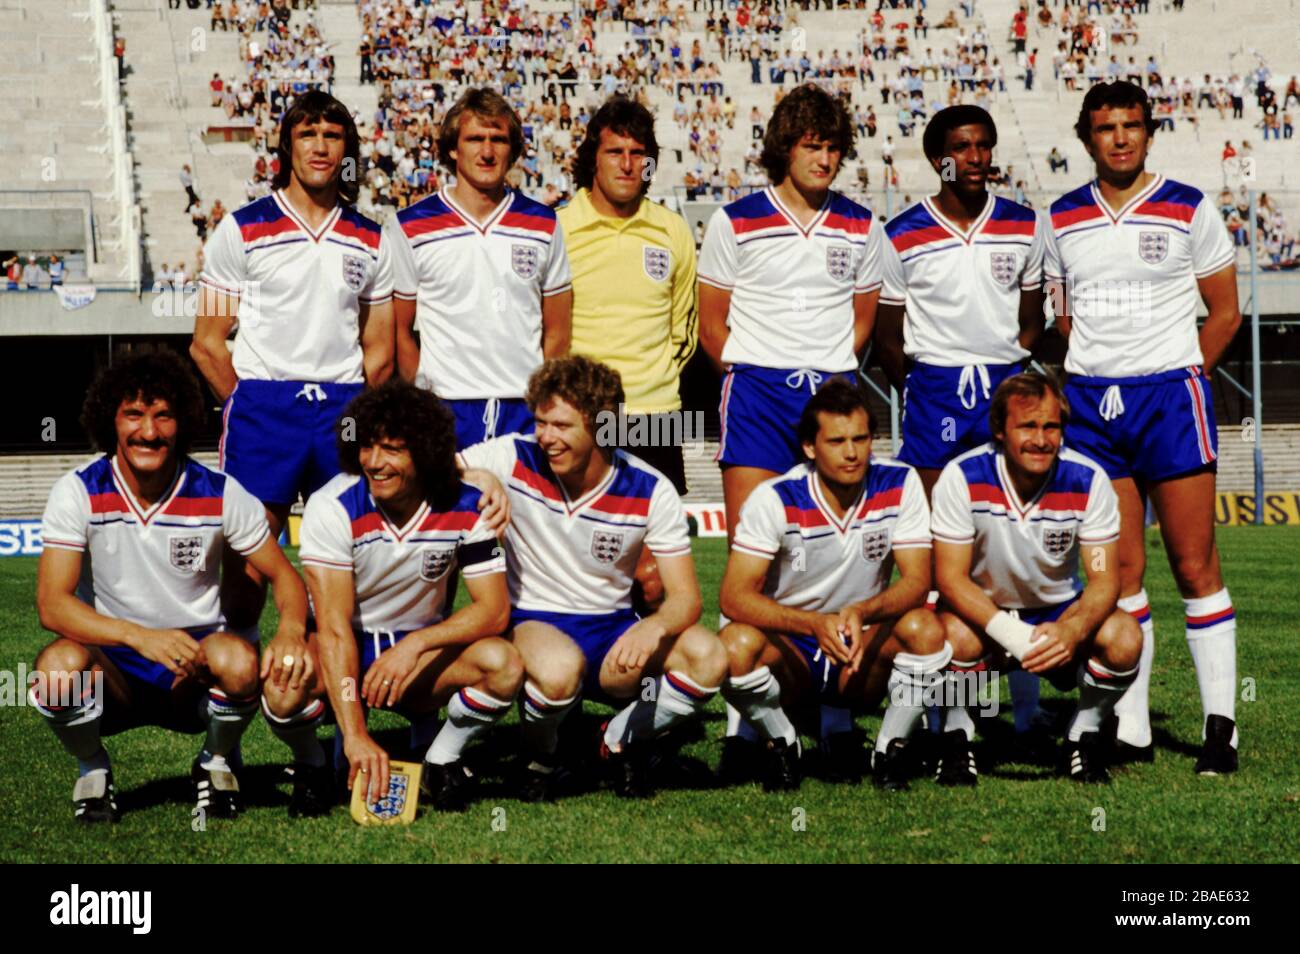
[81,349,206,457]
[1074,80,1157,147]
[437,88,525,172]
[574,96,660,195]
[525,356,625,439]
[922,105,998,162]
[760,84,855,185]
[989,371,1071,444]
[273,90,361,205]
[797,378,875,447]
[337,380,461,511]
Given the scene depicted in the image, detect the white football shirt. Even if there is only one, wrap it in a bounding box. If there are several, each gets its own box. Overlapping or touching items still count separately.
[1043,175,1235,377]
[697,187,883,372]
[298,473,504,633]
[41,456,270,629]
[457,436,691,614]
[930,444,1120,608]
[199,190,394,383]
[389,188,572,400]
[732,458,931,613]
[880,194,1044,366]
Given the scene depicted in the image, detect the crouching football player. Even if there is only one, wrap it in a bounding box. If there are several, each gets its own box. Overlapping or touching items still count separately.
[262,381,522,815]
[33,351,309,823]
[931,372,1142,784]
[718,379,948,791]
[458,356,728,800]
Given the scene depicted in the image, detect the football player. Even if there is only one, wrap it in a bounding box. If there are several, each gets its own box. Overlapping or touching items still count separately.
[390,88,573,449]
[261,381,520,815]
[718,379,947,791]
[191,90,395,644]
[698,84,884,771]
[1044,81,1242,773]
[872,105,1049,745]
[931,372,1142,783]
[457,356,727,799]
[33,351,309,822]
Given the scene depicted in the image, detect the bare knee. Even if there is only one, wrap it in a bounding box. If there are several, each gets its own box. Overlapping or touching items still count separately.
[469,637,525,699]
[673,625,728,687]
[35,638,92,678]
[519,638,584,700]
[893,608,946,656]
[719,623,767,676]
[204,634,260,698]
[1095,612,1143,671]
[942,613,985,662]
[1170,548,1222,596]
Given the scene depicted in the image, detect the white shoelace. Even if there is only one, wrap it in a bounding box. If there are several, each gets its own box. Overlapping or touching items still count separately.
[481,397,501,440]
[785,369,824,392]
[294,383,326,402]
[1099,384,1125,421]
[956,364,992,411]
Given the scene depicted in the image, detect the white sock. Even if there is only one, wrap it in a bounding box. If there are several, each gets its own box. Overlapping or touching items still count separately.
[31,683,108,775]
[201,689,259,761]
[1185,588,1238,743]
[925,589,939,610]
[603,671,718,750]
[1114,590,1155,747]
[520,681,578,756]
[425,686,511,765]
[722,667,796,744]
[1068,659,1138,742]
[1008,669,1042,733]
[820,704,853,739]
[262,697,327,768]
[877,646,951,752]
[943,657,984,740]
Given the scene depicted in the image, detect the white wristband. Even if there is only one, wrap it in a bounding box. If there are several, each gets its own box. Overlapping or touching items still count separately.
[985,610,1040,661]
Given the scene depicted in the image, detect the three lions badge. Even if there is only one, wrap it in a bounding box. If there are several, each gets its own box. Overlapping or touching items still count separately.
[590,529,625,564]
[989,252,1018,286]
[826,245,853,281]
[643,245,671,281]
[512,243,539,279]
[169,535,204,573]
[419,546,454,582]
[860,529,890,563]
[1041,527,1075,558]
[342,254,368,292]
[1138,231,1169,265]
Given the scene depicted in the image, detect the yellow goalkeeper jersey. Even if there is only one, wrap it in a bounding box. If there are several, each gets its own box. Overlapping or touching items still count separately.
[557,189,698,414]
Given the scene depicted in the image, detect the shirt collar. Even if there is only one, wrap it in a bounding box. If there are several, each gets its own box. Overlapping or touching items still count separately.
[565,188,657,234]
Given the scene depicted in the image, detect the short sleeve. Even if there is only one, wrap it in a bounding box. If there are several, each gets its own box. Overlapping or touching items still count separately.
[222,475,272,555]
[731,482,784,560]
[930,461,975,544]
[361,226,395,305]
[456,435,519,483]
[199,214,246,296]
[891,467,932,549]
[644,477,691,558]
[41,471,91,552]
[1078,465,1121,545]
[854,215,884,293]
[1041,214,1065,282]
[298,491,354,570]
[387,215,418,301]
[697,208,738,290]
[542,220,573,296]
[878,227,906,306]
[1190,197,1235,278]
[1021,214,1046,290]
[458,508,506,578]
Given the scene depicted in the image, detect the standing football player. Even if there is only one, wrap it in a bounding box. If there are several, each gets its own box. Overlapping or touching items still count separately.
[931,373,1142,783]
[457,356,728,800]
[698,84,883,772]
[1044,81,1242,773]
[719,380,948,792]
[261,381,521,815]
[33,352,309,822]
[390,88,573,449]
[191,90,395,641]
[872,105,1049,744]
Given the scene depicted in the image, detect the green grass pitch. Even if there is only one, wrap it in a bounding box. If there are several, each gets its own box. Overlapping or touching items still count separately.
[1,529,1297,863]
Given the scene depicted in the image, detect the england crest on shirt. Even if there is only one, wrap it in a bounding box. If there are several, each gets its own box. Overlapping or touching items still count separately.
[590,529,625,564]
[826,244,853,281]
[420,546,455,582]
[342,254,368,292]
[989,252,1018,286]
[1041,526,1075,558]
[169,535,205,573]
[860,528,890,563]
[1138,231,1169,264]
[643,245,671,281]
[512,243,540,279]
